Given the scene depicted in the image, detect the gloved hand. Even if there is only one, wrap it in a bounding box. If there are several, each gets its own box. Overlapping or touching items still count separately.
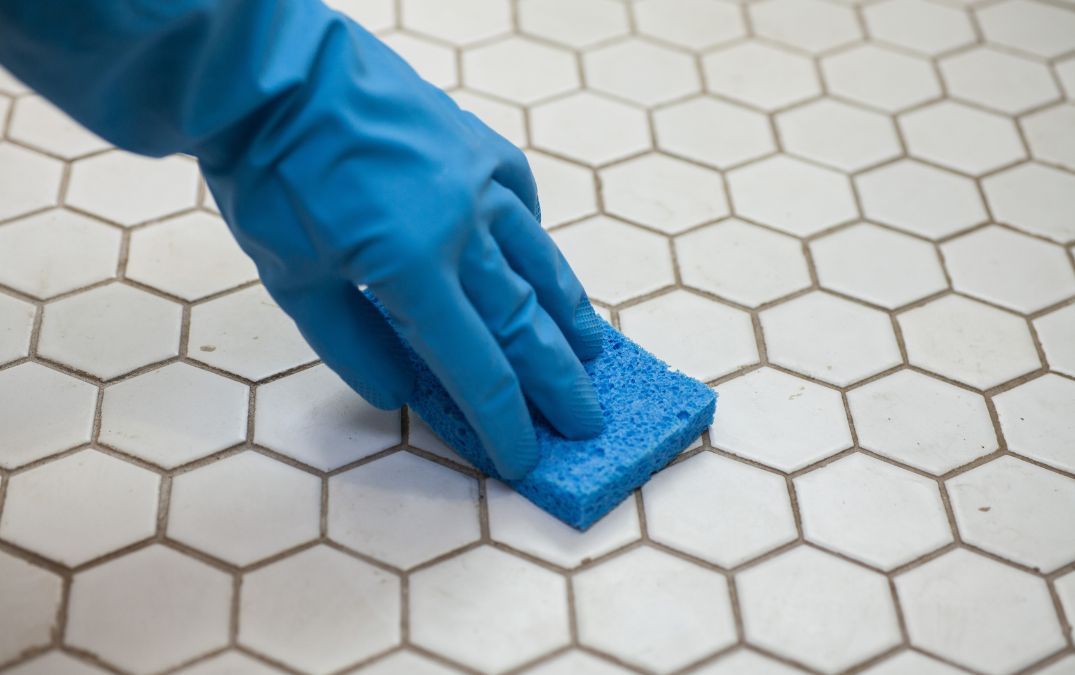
[0,0,605,479]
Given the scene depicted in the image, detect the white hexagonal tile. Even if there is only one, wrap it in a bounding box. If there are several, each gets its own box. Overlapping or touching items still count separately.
[1022,104,1075,172]
[849,370,996,475]
[984,163,1075,244]
[517,0,629,49]
[0,209,119,300]
[898,295,1041,390]
[690,649,807,675]
[575,547,736,673]
[0,64,30,95]
[531,93,650,166]
[1058,57,1075,99]
[727,156,857,237]
[644,452,796,567]
[702,42,820,112]
[633,0,745,50]
[738,546,901,672]
[778,99,902,172]
[856,160,987,240]
[797,453,952,570]
[401,0,510,45]
[709,367,852,472]
[943,226,1075,313]
[0,142,63,222]
[100,363,248,468]
[381,33,457,89]
[522,651,632,675]
[900,101,1026,176]
[328,452,479,568]
[859,651,969,675]
[0,363,96,469]
[0,552,61,665]
[461,37,578,105]
[4,652,111,675]
[410,547,569,673]
[551,217,673,305]
[864,0,975,56]
[526,151,596,229]
[978,0,1075,58]
[1036,304,1075,377]
[0,293,34,365]
[1058,572,1075,644]
[941,47,1060,115]
[169,452,320,565]
[600,154,727,234]
[654,97,775,170]
[66,151,199,227]
[584,39,700,106]
[451,91,526,148]
[995,374,1075,473]
[0,450,158,566]
[822,45,940,113]
[487,479,639,568]
[254,364,401,471]
[172,652,286,675]
[8,95,109,160]
[896,549,1066,674]
[356,651,461,675]
[749,0,861,54]
[811,223,947,309]
[188,285,316,381]
[239,546,400,674]
[761,292,901,386]
[325,0,395,32]
[67,546,231,674]
[1037,655,1075,675]
[126,212,257,301]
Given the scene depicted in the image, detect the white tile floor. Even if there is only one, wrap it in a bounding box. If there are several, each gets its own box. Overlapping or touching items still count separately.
[0,0,1074,673]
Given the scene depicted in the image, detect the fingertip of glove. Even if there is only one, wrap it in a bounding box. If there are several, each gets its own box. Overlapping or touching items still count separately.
[496,426,540,481]
[564,372,605,440]
[572,296,604,362]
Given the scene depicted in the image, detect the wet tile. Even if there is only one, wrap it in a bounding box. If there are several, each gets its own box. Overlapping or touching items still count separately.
[633,0,745,50]
[900,101,1026,176]
[821,45,940,113]
[462,37,578,105]
[0,363,97,469]
[531,93,650,166]
[526,151,597,228]
[517,0,629,48]
[0,552,61,665]
[66,151,199,227]
[0,142,63,222]
[584,39,700,106]
[977,0,1075,58]
[8,95,109,160]
[654,97,775,170]
[855,160,987,240]
[402,0,510,45]
[0,293,34,366]
[728,155,857,237]
[994,374,1075,473]
[381,33,457,89]
[749,0,861,54]
[600,154,727,234]
[864,0,975,55]
[983,162,1075,244]
[777,99,901,172]
[940,47,1060,115]
[1035,304,1075,377]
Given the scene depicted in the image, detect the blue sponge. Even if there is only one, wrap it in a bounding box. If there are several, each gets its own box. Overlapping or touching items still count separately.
[406,319,717,530]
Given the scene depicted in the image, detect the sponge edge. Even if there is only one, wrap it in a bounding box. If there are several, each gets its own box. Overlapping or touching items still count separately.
[406,318,717,530]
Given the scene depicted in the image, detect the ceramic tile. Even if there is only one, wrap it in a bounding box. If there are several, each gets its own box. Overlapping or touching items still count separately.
[709,367,852,472]
[401,0,510,45]
[188,285,317,381]
[1021,104,1075,172]
[0,449,158,566]
[521,651,632,675]
[633,0,745,51]
[1057,572,1075,644]
[898,295,1041,390]
[99,362,248,468]
[777,99,901,172]
[328,452,480,569]
[1037,656,1075,675]
[994,374,1075,473]
[749,0,861,54]
[173,651,287,675]
[169,452,320,565]
[977,0,1075,58]
[858,651,967,675]
[1035,304,1075,377]
[8,95,109,160]
[984,162,1075,244]
[0,551,61,665]
[896,549,1065,674]
[410,547,570,673]
[0,292,34,365]
[66,546,231,674]
[380,33,457,90]
[407,415,475,469]
[0,363,97,469]
[0,142,63,222]
[654,97,775,170]
[531,93,650,166]
[899,101,1026,176]
[599,153,727,234]
[583,40,700,107]
[821,45,940,113]
[620,290,758,382]
[940,47,1060,115]
[863,0,975,56]
[239,545,400,674]
[737,546,901,672]
[255,364,400,471]
[66,151,199,227]
[848,370,996,475]
[461,37,579,105]
[3,652,111,675]
[517,0,629,49]
[358,651,463,675]
[0,64,30,95]
[451,90,526,147]
[701,43,821,112]
[689,649,808,675]
[855,160,987,240]
[574,547,736,673]
[324,0,395,32]
[526,151,597,228]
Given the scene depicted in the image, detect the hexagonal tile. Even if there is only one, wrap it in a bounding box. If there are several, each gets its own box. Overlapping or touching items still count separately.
[254,364,401,471]
[0,64,30,95]
[691,649,807,675]
[169,452,320,565]
[943,226,1075,313]
[171,652,285,675]
[778,99,901,172]
[8,95,109,160]
[526,150,596,228]
[900,101,1026,176]
[461,37,578,105]
[797,453,952,570]
[898,295,1041,390]
[1036,304,1075,377]
[978,0,1075,58]
[0,293,34,365]
[575,547,736,672]
[856,160,987,240]
[984,163,1075,244]
[521,651,631,675]
[995,374,1075,473]
[702,42,820,112]
[0,450,158,566]
[487,479,639,568]
[325,0,395,32]
[67,546,231,674]
[633,0,745,50]
[896,549,1065,673]
[4,652,112,675]
[822,44,940,113]
[517,0,629,49]
[550,217,673,304]
[0,551,61,665]
[188,285,316,381]
[654,97,774,170]
[126,212,257,301]
[531,93,650,166]
[749,0,861,54]
[239,546,400,673]
[401,0,510,45]
[811,223,946,309]
[761,292,901,386]
[727,155,857,237]
[1058,573,1075,644]
[329,452,479,568]
[0,363,96,469]
[738,546,901,672]
[709,367,852,472]
[381,33,457,89]
[451,91,526,147]
[849,370,996,475]
[864,0,975,56]
[410,547,569,673]
[584,39,700,106]
[1037,656,1075,675]
[0,209,120,299]
[0,142,63,222]
[355,652,460,675]
[941,47,1060,115]
[1058,57,1075,99]
[600,154,727,234]
[66,151,199,227]
[859,652,971,675]
[1022,104,1075,172]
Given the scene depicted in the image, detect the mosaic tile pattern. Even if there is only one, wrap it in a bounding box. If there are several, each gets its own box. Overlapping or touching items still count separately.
[1,0,1075,673]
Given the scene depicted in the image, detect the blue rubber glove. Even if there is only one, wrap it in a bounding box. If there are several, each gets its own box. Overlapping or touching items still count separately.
[0,0,605,479]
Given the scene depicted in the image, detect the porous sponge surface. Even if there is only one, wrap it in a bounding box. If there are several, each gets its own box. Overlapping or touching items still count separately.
[406,319,717,530]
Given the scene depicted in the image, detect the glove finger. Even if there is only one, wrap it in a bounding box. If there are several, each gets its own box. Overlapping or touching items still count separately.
[459,110,540,219]
[265,280,415,410]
